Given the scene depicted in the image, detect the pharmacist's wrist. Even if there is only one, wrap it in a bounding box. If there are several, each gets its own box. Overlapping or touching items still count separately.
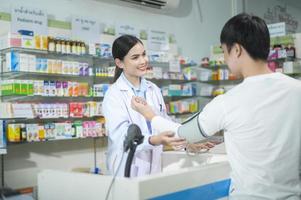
[145,112,156,121]
[149,135,160,146]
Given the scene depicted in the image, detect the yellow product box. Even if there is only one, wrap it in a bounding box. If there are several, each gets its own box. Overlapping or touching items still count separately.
[38,125,45,141]
[7,124,21,142]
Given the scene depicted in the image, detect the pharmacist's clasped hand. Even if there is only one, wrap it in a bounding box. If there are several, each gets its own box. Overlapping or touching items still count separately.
[131,96,155,120]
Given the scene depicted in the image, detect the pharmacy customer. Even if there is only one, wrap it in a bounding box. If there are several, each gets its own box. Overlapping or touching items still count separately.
[131,14,301,199]
[102,35,186,177]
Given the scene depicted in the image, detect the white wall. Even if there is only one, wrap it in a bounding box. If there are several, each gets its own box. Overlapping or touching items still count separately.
[245,0,301,33]
[0,0,236,191]
[0,0,233,60]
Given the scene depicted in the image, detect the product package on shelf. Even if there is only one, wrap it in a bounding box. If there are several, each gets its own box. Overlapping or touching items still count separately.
[93,84,110,97]
[0,80,33,96]
[167,99,198,114]
[162,83,196,97]
[0,103,13,118]
[7,119,106,143]
[283,61,301,74]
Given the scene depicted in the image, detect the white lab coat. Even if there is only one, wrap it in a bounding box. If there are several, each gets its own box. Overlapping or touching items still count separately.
[102,74,168,177]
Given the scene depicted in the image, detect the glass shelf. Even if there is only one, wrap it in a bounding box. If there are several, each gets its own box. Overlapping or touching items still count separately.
[0,71,93,81]
[0,47,114,62]
[149,78,195,85]
[7,136,105,145]
[0,95,103,102]
[163,95,197,101]
[181,63,198,68]
[3,116,103,123]
[168,111,198,116]
[284,72,301,76]
[148,61,169,68]
[199,79,242,85]
[200,64,228,70]
[94,76,114,83]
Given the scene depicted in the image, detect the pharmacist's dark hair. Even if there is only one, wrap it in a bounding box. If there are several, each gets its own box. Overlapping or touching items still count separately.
[220,13,270,61]
[112,34,143,82]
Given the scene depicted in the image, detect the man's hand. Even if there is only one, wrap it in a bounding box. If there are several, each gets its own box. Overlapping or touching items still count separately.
[186,142,215,153]
[149,131,187,150]
[131,96,156,120]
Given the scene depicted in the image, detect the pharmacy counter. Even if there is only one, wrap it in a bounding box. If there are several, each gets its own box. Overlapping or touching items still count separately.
[38,145,230,200]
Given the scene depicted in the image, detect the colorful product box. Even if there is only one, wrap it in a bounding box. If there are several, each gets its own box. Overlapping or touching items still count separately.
[7,124,21,142]
[6,51,20,72]
[26,124,39,142]
[0,33,21,49]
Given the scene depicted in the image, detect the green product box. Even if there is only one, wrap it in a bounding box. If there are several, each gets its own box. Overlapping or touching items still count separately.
[20,80,28,95]
[27,81,34,95]
[14,82,21,95]
[1,80,21,96]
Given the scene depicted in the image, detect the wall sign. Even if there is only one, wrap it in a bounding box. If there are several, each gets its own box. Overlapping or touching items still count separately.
[148,30,169,51]
[116,24,139,37]
[72,16,100,43]
[11,6,48,35]
[268,22,286,37]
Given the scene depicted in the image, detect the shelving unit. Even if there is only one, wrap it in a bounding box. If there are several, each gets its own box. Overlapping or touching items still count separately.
[199,79,242,85]
[0,47,200,142]
[0,47,108,147]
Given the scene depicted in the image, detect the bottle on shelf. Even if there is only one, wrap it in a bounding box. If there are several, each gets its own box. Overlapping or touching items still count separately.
[81,42,86,55]
[66,40,71,54]
[48,37,55,52]
[71,40,77,55]
[61,39,66,54]
[55,38,62,54]
[77,41,82,55]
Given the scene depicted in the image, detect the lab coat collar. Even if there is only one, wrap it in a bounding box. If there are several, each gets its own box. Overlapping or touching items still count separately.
[115,73,153,92]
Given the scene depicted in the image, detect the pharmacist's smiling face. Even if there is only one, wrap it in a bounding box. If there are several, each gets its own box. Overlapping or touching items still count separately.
[122,42,149,78]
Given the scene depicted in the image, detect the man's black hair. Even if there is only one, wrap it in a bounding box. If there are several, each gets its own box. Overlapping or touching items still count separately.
[220,13,270,61]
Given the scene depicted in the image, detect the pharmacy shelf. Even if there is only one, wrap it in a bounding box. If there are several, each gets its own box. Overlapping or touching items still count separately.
[150,78,195,85]
[163,95,199,101]
[181,63,198,68]
[267,58,288,62]
[0,47,113,62]
[0,95,103,102]
[7,136,105,145]
[93,76,114,83]
[200,64,228,70]
[199,79,242,85]
[284,72,301,76]
[168,111,198,116]
[148,62,170,68]
[3,116,103,123]
[0,71,93,81]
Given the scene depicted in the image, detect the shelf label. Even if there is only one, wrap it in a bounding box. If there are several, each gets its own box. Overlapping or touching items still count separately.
[72,16,100,43]
[116,24,139,37]
[11,5,48,35]
[148,30,169,51]
[268,22,286,37]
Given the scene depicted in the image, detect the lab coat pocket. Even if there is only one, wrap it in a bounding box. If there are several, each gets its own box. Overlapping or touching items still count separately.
[133,151,152,176]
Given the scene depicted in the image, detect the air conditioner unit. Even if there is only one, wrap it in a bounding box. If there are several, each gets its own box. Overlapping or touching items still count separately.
[119,0,180,10]
[92,0,190,17]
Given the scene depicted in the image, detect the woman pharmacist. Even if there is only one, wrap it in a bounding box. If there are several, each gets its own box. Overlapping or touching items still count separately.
[102,35,186,177]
